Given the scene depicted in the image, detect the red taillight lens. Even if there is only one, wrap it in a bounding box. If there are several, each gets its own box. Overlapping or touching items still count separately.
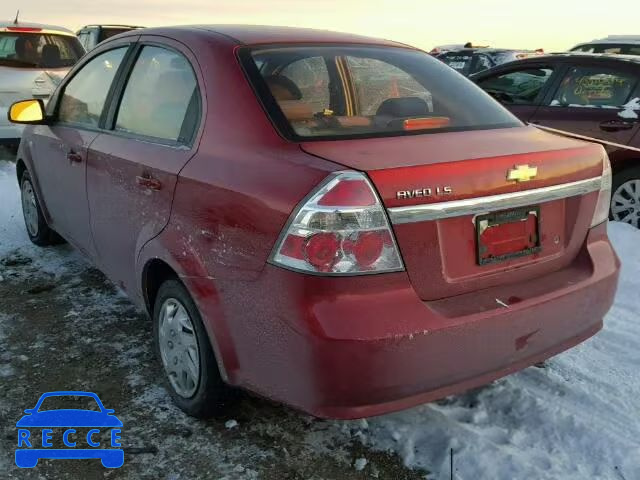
[270,171,404,275]
[304,233,341,270]
[352,231,386,267]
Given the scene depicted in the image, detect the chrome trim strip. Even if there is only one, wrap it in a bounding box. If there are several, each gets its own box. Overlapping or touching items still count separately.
[387,177,602,224]
[533,124,640,154]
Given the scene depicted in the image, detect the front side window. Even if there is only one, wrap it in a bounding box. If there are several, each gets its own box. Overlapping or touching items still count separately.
[0,33,83,69]
[58,47,127,127]
[244,46,520,139]
[115,46,199,143]
[478,67,554,105]
[551,66,637,108]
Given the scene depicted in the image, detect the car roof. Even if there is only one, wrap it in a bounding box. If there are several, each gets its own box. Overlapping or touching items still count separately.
[573,35,640,46]
[469,52,640,80]
[78,24,143,30]
[439,48,530,54]
[0,21,75,36]
[527,52,640,64]
[117,24,415,49]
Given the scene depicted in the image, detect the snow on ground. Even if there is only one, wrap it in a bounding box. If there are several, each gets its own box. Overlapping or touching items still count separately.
[1,158,640,479]
[0,160,28,257]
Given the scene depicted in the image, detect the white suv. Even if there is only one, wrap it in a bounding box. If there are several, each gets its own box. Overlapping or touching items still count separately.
[570,35,640,55]
[0,21,84,151]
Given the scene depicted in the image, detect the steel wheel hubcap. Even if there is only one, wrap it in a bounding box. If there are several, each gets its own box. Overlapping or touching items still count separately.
[611,179,640,228]
[21,179,39,237]
[158,298,200,398]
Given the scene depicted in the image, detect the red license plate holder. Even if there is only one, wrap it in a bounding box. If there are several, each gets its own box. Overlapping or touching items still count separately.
[476,206,542,265]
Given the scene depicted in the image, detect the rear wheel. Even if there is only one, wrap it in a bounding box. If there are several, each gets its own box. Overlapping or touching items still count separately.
[20,171,60,246]
[153,279,232,418]
[611,167,640,228]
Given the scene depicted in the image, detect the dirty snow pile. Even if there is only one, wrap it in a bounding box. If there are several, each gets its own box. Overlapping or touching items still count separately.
[0,160,29,257]
[360,221,640,479]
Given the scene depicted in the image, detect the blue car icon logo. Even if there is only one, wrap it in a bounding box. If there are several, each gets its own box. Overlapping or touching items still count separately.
[15,391,123,468]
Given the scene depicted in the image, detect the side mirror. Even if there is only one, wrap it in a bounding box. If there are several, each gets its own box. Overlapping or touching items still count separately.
[23,409,34,414]
[8,99,46,125]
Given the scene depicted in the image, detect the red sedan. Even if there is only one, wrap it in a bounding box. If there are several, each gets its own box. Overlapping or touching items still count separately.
[9,26,619,419]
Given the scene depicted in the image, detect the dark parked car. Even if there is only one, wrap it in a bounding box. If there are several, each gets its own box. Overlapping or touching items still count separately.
[8,26,618,419]
[437,47,542,76]
[472,53,640,228]
[75,24,142,51]
[570,36,640,55]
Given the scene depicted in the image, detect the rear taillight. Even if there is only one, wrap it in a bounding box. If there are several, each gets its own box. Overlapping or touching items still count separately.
[591,152,612,227]
[270,171,404,275]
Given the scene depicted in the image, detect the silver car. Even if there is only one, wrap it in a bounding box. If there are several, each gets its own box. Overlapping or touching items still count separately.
[0,21,84,151]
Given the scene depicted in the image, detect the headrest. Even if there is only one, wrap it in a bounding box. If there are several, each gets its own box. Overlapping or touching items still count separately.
[264,75,302,101]
[376,97,429,117]
[41,44,62,68]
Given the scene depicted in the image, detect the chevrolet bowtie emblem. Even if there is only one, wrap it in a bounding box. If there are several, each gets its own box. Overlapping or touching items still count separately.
[507,165,538,182]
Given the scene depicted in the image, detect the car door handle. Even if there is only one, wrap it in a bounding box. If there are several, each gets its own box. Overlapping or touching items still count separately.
[599,120,634,132]
[136,175,162,191]
[67,151,83,163]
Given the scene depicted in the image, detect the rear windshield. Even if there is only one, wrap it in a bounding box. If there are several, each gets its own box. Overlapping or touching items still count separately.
[0,32,83,69]
[98,28,134,43]
[438,51,475,74]
[570,43,640,55]
[241,46,520,140]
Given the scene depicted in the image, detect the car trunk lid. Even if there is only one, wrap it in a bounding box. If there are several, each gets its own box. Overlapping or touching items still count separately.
[301,126,605,300]
[0,67,67,108]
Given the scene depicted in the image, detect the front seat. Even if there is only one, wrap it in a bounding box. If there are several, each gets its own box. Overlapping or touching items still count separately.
[376,97,429,117]
[41,44,61,68]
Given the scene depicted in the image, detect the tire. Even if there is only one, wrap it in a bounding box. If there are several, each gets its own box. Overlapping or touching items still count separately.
[153,279,232,418]
[610,167,640,229]
[20,170,61,246]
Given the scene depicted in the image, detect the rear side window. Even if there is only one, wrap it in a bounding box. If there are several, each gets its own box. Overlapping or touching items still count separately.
[115,46,200,143]
[477,67,554,105]
[58,47,127,127]
[551,66,638,107]
[243,45,519,140]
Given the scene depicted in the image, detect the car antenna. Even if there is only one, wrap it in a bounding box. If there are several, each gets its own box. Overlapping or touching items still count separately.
[13,10,19,24]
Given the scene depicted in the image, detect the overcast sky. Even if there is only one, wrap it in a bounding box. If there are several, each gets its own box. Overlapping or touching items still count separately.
[3,0,639,52]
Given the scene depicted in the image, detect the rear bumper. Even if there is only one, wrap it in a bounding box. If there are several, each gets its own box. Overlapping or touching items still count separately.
[187,223,619,419]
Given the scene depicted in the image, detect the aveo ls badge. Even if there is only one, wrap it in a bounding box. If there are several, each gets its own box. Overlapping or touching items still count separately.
[396,186,453,200]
